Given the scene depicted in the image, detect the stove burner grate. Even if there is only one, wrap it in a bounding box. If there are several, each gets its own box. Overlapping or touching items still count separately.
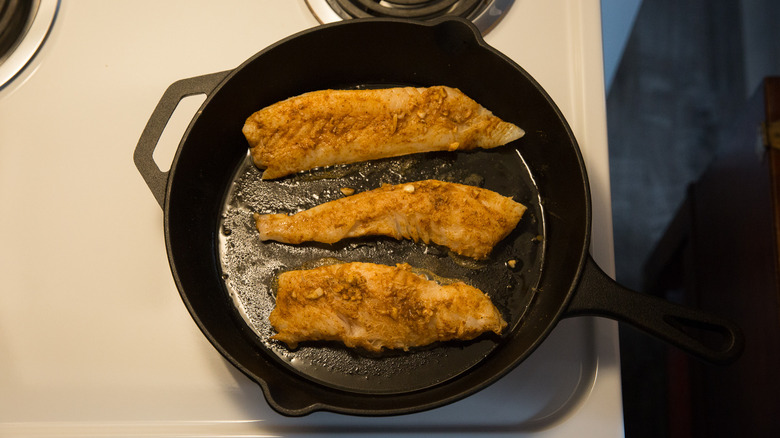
[0,0,33,63]
[306,0,514,35]
[0,0,58,90]
[329,0,481,20]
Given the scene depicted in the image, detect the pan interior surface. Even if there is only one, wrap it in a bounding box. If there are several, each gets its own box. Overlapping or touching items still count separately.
[218,130,545,394]
[162,18,590,413]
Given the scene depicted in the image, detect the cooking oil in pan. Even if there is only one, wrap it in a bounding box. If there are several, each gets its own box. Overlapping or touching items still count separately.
[217,147,545,393]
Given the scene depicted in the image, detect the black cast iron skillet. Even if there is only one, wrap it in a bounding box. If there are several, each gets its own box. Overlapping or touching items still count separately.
[134,18,743,416]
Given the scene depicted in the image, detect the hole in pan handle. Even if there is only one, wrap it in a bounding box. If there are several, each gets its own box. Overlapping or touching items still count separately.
[134,70,231,208]
[564,255,745,365]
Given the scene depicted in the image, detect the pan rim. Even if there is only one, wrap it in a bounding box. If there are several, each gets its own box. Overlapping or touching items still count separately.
[159,16,594,416]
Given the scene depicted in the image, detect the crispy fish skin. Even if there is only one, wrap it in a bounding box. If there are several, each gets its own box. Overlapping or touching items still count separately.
[242,86,525,179]
[269,262,507,352]
[253,180,526,260]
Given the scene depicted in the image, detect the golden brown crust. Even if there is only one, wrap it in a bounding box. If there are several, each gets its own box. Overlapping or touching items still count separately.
[269,262,507,352]
[254,179,526,260]
[242,86,524,179]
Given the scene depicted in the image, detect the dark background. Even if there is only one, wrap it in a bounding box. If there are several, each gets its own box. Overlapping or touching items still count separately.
[605,0,780,436]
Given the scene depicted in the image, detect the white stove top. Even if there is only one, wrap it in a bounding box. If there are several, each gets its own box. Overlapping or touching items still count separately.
[0,1,623,436]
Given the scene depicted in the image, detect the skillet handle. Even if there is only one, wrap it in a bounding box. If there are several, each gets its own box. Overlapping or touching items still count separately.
[565,255,744,364]
[134,70,231,208]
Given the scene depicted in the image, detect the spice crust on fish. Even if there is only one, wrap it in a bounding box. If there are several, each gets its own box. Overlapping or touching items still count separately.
[269,262,508,352]
[242,86,524,179]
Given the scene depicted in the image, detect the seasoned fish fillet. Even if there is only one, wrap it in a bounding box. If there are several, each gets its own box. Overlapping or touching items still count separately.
[242,86,525,179]
[269,262,507,352]
[254,179,526,260]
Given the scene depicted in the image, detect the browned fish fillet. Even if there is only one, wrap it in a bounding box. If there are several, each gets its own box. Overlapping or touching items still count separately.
[269,262,507,352]
[254,179,526,260]
[242,86,525,179]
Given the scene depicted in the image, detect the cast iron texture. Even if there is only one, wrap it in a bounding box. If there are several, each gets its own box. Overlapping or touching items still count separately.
[134,17,743,416]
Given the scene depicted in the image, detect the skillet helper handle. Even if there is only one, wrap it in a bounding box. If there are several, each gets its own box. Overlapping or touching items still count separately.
[566,256,745,365]
[134,70,230,208]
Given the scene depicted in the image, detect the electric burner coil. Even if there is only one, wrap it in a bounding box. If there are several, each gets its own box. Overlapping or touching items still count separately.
[306,0,514,34]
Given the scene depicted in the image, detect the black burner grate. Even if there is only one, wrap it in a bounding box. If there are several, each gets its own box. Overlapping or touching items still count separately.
[0,0,33,62]
[307,0,514,35]
[326,0,484,21]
